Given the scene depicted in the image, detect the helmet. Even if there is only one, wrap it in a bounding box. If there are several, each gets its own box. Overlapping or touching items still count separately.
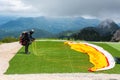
[30,29,34,34]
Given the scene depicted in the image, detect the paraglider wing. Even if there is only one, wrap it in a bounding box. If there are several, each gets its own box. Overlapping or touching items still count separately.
[64,41,115,72]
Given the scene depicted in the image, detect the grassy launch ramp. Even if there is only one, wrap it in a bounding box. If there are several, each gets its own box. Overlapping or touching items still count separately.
[5,41,120,74]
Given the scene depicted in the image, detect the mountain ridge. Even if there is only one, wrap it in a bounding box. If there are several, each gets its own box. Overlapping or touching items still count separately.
[0,16,100,33]
[0,16,120,41]
[0,16,100,39]
[63,19,120,41]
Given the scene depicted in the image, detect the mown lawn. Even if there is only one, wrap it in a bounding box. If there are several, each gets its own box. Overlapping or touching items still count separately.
[5,41,120,74]
[91,42,120,74]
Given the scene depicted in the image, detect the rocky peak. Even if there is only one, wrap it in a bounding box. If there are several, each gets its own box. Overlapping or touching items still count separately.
[97,19,119,36]
[111,29,120,42]
[98,19,118,28]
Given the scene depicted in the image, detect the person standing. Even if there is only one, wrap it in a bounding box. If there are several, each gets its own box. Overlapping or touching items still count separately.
[20,29,35,54]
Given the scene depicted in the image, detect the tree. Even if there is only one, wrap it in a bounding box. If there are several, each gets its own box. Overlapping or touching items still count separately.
[72,27,100,41]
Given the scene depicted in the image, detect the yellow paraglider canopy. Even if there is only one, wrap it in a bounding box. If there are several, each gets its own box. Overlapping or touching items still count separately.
[64,41,115,72]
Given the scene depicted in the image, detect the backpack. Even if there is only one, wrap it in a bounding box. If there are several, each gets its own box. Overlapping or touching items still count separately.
[114,57,120,64]
[19,31,29,46]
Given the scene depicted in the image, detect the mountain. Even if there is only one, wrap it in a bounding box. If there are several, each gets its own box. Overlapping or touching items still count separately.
[68,27,100,41]
[66,19,120,41]
[32,28,54,38]
[111,29,120,42]
[78,27,100,41]
[0,16,100,39]
[56,30,76,40]
[0,17,100,33]
[0,28,54,39]
[97,19,119,36]
[1,16,119,41]
[0,16,18,25]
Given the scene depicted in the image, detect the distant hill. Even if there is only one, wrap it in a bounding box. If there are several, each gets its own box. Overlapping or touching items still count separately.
[0,28,54,39]
[0,17,100,33]
[63,19,120,41]
[77,27,100,41]
[0,16,100,39]
[97,19,119,36]
[32,28,54,38]
[1,16,120,41]
[0,16,18,25]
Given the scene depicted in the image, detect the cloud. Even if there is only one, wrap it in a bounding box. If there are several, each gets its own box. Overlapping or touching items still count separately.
[1,0,120,22]
[21,0,120,20]
[0,0,37,15]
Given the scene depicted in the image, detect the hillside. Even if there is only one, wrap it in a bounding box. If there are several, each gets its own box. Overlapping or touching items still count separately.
[0,28,54,39]
[60,19,120,41]
[0,17,100,33]
[1,16,120,40]
[0,16,100,39]
[0,16,18,25]
[97,19,119,36]
[111,29,120,42]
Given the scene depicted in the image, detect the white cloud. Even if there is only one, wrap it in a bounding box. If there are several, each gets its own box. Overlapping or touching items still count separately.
[1,0,120,22]
[0,0,37,12]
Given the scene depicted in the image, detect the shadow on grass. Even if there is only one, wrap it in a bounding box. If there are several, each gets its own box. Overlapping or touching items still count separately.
[17,52,26,54]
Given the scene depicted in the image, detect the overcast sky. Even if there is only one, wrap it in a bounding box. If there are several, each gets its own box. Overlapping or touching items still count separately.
[1,0,120,22]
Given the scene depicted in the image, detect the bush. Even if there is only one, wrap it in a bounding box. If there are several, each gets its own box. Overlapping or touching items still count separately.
[0,37,18,43]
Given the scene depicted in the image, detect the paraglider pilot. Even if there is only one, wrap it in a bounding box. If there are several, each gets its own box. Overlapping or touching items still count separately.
[19,29,35,54]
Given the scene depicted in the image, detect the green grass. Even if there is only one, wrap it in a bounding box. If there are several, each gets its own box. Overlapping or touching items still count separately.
[106,42,120,52]
[91,42,120,57]
[91,42,120,73]
[5,41,120,74]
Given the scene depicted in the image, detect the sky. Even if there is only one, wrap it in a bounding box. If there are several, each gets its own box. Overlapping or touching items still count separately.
[0,0,120,22]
